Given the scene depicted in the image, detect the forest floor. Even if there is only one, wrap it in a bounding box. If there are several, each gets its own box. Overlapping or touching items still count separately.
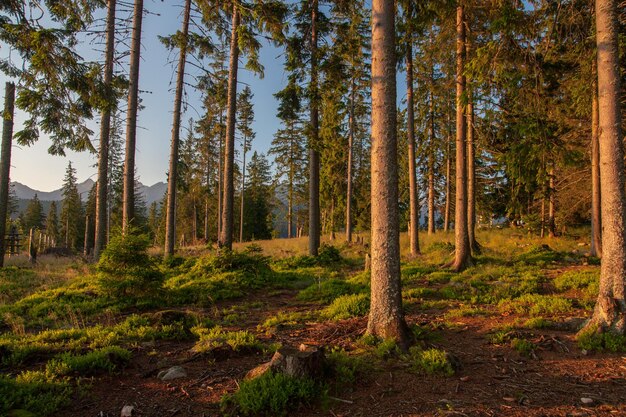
[1,229,626,417]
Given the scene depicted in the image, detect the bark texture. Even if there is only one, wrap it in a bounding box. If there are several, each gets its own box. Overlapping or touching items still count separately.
[122,0,143,233]
[591,57,602,258]
[367,0,409,347]
[308,0,320,256]
[165,0,191,256]
[346,83,354,243]
[585,0,626,333]
[406,19,420,257]
[94,0,116,259]
[219,3,240,250]
[0,82,15,267]
[452,4,472,272]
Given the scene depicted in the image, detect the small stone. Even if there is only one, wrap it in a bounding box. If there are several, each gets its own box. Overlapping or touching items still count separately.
[581,397,594,405]
[121,405,134,417]
[459,376,470,382]
[503,397,516,403]
[158,366,187,381]
[581,349,589,356]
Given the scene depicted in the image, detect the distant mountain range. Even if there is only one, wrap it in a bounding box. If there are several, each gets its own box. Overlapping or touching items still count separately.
[11,179,167,212]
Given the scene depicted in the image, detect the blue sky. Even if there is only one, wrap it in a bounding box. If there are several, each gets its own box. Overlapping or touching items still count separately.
[1,1,290,191]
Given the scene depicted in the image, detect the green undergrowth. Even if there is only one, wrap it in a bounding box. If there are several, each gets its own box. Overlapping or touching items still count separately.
[577,326,626,352]
[322,293,370,320]
[297,278,366,304]
[191,326,265,353]
[408,347,455,376]
[498,294,573,316]
[0,371,73,416]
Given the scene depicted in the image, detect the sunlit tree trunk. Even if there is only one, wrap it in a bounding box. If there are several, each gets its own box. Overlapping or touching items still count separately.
[444,117,452,233]
[427,89,436,235]
[346,81,354,243]
[239,133,247,243]
[406,15,420,256]
[165,0,191,256]
[0,82,15,267]
[219,2,240,249]
[452,3,472,272]
[584,0,626,333]
[591,57,602,257]
[367,0,409,347]
[466,81,479,253]
[309,0,321,256]
[548,166,556,238]
[94,0,116,259]
[122,0,143,233]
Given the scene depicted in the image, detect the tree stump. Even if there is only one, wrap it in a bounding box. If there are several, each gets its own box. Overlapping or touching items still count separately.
[245,344,325,380]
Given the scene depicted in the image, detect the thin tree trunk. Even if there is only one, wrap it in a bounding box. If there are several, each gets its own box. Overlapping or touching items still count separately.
[406,13,420,257]
[219,2,240,250]
[0,82,15,267]
[192,200,197,244]
[204,199,209,241]
[239,134,247,243]
[346,81,354,243]
[584,0,626,333]
[309,0,320,256]
[466,76,479,253]
[288,131,294,239]
[83,215,90,256]
[427,89,436,235]
[217,119,223,242]
[452,4,472,272]
[548,166,556,238]
[122,0,144,233]
[444,122,452,233]
[541,198,546,238]
[367,0,409,347]
[94,0,116,259]
[591,57,602,257]
[165,0,191,256]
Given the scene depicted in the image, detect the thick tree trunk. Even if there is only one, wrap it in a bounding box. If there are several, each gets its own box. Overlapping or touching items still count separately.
[165,0,191,256]
[367,0,409,347]
[122,0,143,233]
[584,0,626,333]
[308,0,320,256]
[0,82,15,267]
[239,135,247,243]
[591,57,602,258]
[406,20,420,257]
[94,0,117,259]
[219,3,240,250]
[346,82,354,243]
[452,4,472,272]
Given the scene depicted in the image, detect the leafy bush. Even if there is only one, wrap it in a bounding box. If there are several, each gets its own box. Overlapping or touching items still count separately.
[322,293,370,320]
[97,232,163,297]
[221,371,324,416]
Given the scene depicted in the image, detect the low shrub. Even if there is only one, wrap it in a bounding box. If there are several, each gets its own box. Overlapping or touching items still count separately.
[409,347,455,376]
[192,326,263,353]
[322,293,370,320]
[46,346,131,376]
[0,371,72,416]
[498,294,572,316]
[577,326,626,352]
[297,279,365,304]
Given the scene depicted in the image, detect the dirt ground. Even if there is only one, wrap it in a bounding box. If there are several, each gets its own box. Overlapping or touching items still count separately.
[55,287,626,417]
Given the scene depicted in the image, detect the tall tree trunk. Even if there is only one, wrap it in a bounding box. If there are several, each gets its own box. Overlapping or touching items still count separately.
[406,14,420,257]
[466,79,479,253]
[204,199,209,241]
[346,81,354,243]
[288,131,294,238]
[0,82,15,267]
[219,2,240,250]
[548,166,556,238]
[584,0,626,333]
[591,57,602,257]
[239,134,247,243]
[427,88,436,235]
[164,0,191,256]
[309,0,320,256]
[452,3,472,272]
[217,118,223,242]
[367,0,409,347]
[84,215,90,256]
[122,0,143,233]
[540,198,546,238]
[444,122,452,233]
[94,0,117,259]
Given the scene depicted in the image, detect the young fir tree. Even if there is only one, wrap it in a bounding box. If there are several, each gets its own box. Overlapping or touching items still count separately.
[46,201,60,247]
[242,152,274,241]
[59,162,84,250]
[236,86,255,243]
[23,194,44,232]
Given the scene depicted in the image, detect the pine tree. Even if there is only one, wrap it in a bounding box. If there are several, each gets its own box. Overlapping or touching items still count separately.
[59,162,84,250]
[242,152,274,241]
[236,86,255,243]
[23,194,44,232]
[46,201,59,247]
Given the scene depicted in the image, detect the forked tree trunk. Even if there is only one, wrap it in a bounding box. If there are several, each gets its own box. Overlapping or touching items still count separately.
[367,0,409,347]
[452,4,472,272]
[122,0,144,233]
[584,0,626,333]
[165,0,191,256]
[590,57,602,258]
[219,2,240,250]
[309,0,321,256]
[94,0,117,259]
[406,13,420,257]
[346,82,354,243]
[0,82,15,267]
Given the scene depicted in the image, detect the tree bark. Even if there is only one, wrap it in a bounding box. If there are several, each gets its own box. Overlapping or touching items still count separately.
[591,57,602,258]
[165,0,191,256]
[427,88,436,235]
[584,0,626,333]
[217,116,223,242]
[444,121,452,233]
[308,0,320,256]
[0,82,15,267]
[239,134,247,243]
[452,3,472,272]
[466,77,479,253]
[406,12,420,257]
[94,0,117,259]
[346,81,354,243]
[122,0,144,234]
[548,166,556,238]
[367,0,409,347]
[219,2,240,250]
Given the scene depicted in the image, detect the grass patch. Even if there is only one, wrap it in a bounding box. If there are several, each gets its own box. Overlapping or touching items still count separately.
[510,338,536,356]
[322,293,370,320]
[408,347,455,376]
[297,279,365,304]
[0,371,73,416]
[498,294,572,316]
[45,346,131,376]
[191,326,263,353]
[221,371,325,416]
